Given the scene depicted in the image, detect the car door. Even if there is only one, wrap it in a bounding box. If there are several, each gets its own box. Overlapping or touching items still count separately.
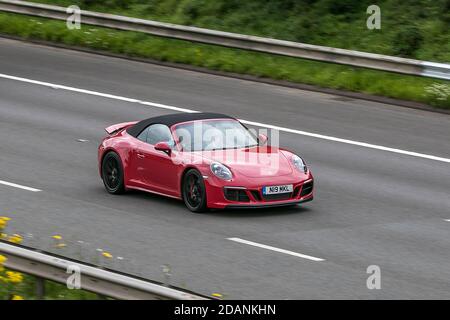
[134,124,179,196]
[127,126,150,188]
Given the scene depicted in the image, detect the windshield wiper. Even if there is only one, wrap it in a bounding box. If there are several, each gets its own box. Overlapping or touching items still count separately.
[209,144,258,151]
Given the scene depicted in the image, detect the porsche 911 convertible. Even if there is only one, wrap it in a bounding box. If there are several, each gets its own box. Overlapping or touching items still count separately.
[98,113,314,212]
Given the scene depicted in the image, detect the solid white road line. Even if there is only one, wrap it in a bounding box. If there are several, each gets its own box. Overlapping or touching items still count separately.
[0,73,197,114]
[1,73,450,164]
[227,237,325,262]
[240,119,450,164]
[444,219,450,222]
[0,180,42,192]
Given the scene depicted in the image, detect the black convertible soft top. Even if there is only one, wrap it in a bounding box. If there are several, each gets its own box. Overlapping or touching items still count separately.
[126,112,235,137]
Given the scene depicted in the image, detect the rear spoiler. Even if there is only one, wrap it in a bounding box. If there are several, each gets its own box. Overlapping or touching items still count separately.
[104,121,138,135]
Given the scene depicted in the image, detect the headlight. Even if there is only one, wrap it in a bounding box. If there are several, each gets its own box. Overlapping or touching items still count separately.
[292,155,308,174]
[210,162,233,180]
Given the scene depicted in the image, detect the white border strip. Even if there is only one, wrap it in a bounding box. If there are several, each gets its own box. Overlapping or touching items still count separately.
[227,237,325,262]
[1,73,450,164]
[0,179,41,192]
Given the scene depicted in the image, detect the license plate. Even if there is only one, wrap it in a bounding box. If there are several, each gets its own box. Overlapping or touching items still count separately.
[262,184,293,195]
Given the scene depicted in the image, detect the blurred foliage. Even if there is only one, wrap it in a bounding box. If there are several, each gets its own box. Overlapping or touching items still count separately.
[442,0,450,23]
[392,25,423,57]
[0,12,448,109]
[0,270,100,300]
[0,216,98,300]
[28,0,450,62]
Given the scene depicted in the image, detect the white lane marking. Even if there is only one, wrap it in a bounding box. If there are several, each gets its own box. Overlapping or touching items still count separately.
[0,180,42,192]
[227,237,325,262]
[240,120,450,163]
[0,73,197,114]
[444,219,450,222]
[1,73,450,164]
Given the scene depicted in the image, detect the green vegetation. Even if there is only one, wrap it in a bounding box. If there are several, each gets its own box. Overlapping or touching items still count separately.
[1,216,107,300]
[30,0,450,62]
[0,271,100,300]
[0,1,449,108]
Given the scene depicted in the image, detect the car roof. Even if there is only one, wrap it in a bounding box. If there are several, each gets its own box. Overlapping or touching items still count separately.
[126,112,236,137]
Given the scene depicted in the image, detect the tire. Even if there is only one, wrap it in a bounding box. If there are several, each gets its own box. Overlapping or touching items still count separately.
[101,151,125,194]
[182,169,208,213]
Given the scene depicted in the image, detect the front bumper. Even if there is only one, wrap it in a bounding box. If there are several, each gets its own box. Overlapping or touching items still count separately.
[225,195,313,209]
[204,175,314,209]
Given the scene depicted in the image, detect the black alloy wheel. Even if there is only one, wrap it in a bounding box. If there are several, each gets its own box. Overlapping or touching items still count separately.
[182,169,207,213]
[102,151,125,194]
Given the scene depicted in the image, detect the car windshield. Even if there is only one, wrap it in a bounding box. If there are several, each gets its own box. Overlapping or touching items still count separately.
[173,119,258,152]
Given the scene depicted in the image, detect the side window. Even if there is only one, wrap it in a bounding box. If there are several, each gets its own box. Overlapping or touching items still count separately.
[147,124,174,146]
[137,127,149,142]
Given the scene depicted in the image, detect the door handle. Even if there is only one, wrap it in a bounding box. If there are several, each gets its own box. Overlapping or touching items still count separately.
[137,153,145,159]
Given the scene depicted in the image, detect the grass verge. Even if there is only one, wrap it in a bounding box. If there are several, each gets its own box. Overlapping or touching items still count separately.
[0,267,99,300]
[0,12,449,109]
[27,0,450,63]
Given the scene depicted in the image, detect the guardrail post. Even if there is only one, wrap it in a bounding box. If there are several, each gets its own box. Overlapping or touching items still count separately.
[35,276,45,299]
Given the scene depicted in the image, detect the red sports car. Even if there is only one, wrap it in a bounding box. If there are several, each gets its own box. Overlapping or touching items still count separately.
[98,113,314,212]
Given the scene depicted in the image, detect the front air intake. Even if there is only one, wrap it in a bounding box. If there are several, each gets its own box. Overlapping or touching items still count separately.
[224,188,250,202]
[300,181,314,197]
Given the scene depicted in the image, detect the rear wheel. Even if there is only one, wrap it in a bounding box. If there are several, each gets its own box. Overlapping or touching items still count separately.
[182,169,208,213]
[101,151,125,194]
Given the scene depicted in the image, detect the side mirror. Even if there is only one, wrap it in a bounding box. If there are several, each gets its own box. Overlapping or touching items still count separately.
[154,141,172,156]
[258,133,268,146]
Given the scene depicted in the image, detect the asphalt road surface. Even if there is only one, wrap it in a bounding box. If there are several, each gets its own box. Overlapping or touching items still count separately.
[1,38,449,299]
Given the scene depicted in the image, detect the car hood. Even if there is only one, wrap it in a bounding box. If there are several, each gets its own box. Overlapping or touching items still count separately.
[198,146,293,178]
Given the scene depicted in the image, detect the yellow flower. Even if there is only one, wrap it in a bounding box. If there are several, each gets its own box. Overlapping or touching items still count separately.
[6,271,23,283]
[0,233,7,239]
[52,235,62,240]
[8,234,23,244]
[0,217,10,230]
[0,254,8,273]
[212,293,223,299]
[11,295,24,300]
[102,252,113,259]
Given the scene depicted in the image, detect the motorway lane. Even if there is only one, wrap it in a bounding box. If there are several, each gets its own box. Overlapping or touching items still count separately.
[1,38,450,158]
[0,38,450,298]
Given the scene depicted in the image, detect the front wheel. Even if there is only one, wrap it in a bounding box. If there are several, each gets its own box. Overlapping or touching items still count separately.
[182,169,208,213]
[101,151,125,194]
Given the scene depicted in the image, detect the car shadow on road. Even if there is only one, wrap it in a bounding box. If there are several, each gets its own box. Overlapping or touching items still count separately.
[121,189,186,207]
[211,204,313,218]
[98,187,314,218]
